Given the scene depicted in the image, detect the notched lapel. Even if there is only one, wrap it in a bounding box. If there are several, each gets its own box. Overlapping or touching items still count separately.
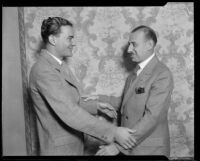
[41,50,79,90]
[60,66,80,91]
[121,55,159,111]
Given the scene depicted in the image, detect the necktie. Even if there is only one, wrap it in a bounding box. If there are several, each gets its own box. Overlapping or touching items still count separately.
[122,64,140,105]
[130,64,140,83]
[124,65,140,94]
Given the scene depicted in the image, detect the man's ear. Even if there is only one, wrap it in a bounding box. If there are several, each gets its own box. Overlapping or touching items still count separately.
[146,40,154,50]
[48,35,56,46]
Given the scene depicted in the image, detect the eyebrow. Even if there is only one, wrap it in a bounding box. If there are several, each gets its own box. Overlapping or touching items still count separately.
[67,36,74,38]
[129,42,136,46]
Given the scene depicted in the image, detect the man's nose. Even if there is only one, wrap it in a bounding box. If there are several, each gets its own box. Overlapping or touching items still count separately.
[71,42,76,47]
[127,44,133,53]
[71,39,76,46]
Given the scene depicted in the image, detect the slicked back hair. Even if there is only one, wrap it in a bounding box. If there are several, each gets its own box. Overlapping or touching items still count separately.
[41,17,73,44]
[131,25,157,47]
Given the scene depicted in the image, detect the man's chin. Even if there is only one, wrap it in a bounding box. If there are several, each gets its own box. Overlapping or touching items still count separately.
[63,55,72,60]
[131,58,137,62]
[65,53,73,57]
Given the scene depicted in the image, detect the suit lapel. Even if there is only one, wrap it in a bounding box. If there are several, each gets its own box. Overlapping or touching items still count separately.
[61,62,82,93]
[121,55,159,111]
[41,50,79,90]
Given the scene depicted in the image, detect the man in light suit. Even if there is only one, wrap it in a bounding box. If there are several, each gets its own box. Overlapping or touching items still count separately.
[29,17,136,155]
[93,25,174,158]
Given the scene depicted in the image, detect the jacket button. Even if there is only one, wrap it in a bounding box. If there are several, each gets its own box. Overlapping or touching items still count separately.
[125,116,128,120]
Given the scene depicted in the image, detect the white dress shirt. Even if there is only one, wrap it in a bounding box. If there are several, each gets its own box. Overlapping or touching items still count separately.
[137,53,155,76]
[46,50,62,65]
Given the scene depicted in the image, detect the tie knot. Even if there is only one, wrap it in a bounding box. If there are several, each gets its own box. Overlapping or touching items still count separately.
[134,65,140,74]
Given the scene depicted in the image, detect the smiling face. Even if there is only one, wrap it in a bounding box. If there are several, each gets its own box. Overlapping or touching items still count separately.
[127,30,153,63]
[54,25,75,59]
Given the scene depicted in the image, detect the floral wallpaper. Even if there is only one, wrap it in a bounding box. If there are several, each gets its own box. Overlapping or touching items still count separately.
[21,3,194,158]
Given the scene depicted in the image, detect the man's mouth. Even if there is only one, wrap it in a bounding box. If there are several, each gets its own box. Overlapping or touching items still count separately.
[131,53,136,58]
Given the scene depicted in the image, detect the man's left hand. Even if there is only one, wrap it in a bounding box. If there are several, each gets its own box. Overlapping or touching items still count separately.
[95,144,120,156]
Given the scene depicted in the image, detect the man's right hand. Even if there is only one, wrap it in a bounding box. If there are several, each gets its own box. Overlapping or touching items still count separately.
[114,127,137,149]
[82,95,99,101]
[97,102,117,119]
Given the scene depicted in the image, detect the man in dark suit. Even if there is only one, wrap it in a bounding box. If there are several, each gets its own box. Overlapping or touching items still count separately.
[29,17,136,155]
[93,25,174,158]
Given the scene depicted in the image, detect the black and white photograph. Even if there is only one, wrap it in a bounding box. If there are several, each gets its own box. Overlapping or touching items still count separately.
[2,3,194,160]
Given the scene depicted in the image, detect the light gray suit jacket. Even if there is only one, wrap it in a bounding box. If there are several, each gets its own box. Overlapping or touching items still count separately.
[29,50,117,155]
[99,55,174,157]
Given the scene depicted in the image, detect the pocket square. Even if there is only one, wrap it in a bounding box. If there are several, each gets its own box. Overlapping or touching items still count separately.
[135,87,145,94]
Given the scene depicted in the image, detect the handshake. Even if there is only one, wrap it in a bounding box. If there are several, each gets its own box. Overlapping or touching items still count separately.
[82,95,137,155]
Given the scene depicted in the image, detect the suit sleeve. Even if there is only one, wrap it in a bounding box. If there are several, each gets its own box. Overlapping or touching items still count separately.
[98,95,122,111]
[98,74,132,111]
[79,98,99,115]
[118,70,174,153]
[82,75,130,112]
[35,68,117,144]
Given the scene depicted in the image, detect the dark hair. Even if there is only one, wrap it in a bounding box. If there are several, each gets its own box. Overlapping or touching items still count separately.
[131,25,157,47]
[41,17,73,44]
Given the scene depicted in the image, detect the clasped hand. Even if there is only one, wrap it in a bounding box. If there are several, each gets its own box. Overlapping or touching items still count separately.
[82,95,136,150]
[82,95,117,119]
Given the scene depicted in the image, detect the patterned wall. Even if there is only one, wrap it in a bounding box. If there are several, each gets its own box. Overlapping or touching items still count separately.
[22,3,194,158]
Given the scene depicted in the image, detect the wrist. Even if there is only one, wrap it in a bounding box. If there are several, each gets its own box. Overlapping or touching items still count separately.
[96,101,100,110]
[113,127,119,142]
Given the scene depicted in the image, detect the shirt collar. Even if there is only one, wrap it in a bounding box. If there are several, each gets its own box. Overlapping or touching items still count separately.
[46,50,62,65]
[138,53,155,70]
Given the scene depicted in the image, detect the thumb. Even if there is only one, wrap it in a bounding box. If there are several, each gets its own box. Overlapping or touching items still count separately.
[127,128,136,134]
[99,145,105,149]
[83,98,89,101]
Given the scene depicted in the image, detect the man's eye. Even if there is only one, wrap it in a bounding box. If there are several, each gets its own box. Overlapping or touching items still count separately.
[132,42,136,47]
[129,42,136,47]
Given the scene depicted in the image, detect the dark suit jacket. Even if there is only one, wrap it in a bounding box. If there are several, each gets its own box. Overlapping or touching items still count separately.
[99,55,174,157]
[29,50,117,155]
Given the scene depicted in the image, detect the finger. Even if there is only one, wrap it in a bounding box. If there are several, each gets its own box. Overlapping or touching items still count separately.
[97,149,105,156]
[99,103,115,110]
[95,152,101,156]
[99,109,116,119]
[121,143,129,150]
[107,111,117,119]
[82,95,98,101]
[113,111,117,118]
[127,128,136,134]
[106,109,117,117]
[111,111,117,119]
[130,136,137,144]
[127,138,135,148]
[101,151,107,156]
[83,97,94,101]
[107,105,116,111]
[105,111,113,118]
[99,145,105,149]
[95,150,103,155]
[105,110,114,118]
[83,98,89,101]
[124,141,133,149]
